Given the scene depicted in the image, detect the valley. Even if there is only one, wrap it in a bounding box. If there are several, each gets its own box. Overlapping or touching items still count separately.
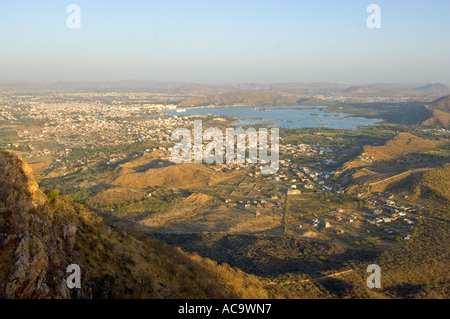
[1,89,449,299]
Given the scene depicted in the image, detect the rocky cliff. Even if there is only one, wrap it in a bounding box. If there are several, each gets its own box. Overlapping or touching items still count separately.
[0,150,92,298]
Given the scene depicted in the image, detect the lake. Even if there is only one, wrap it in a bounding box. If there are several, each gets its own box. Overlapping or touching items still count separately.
[164,106,382,130]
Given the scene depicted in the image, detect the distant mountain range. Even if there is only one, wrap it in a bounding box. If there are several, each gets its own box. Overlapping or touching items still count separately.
[0,81,448,97]
[342,83,449,96]
[178,91,327,107]
[178,91,297,107]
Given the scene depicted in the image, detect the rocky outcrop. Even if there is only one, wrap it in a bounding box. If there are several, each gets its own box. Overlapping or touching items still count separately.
[0,150,91,298]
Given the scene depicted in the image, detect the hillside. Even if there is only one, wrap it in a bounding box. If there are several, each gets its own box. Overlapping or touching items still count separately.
[297,97,327,106]
[112,162,225,189]
[139,193,217,231]
[422,95,450,128]
[178,91,298,107]
[362,133,442,162]
[0,150,270,299]
[420,164,450,201]
[427,95,450,112]
[3,149,448,299]
[341,133,447,194]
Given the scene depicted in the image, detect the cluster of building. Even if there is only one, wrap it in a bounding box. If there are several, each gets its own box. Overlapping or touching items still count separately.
[364,198,420,240]
[300,195,420,241]
[0,93,193,169]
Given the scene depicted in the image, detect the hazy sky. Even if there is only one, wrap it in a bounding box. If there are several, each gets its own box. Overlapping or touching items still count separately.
[1,0,449,84]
